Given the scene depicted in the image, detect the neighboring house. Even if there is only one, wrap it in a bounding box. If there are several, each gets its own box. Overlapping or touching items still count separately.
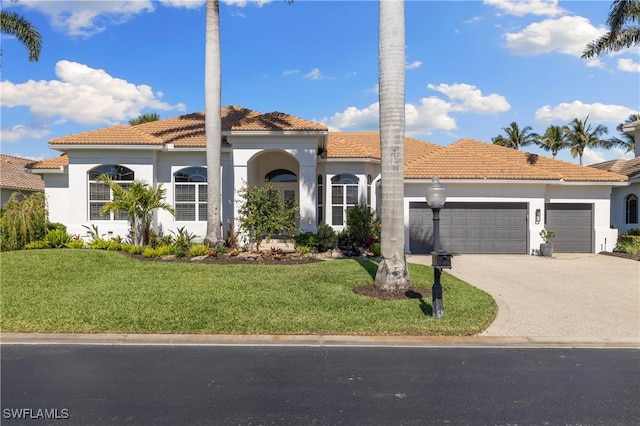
[0,154,44,207]
[590,119,640,234]
[29,106,627,254]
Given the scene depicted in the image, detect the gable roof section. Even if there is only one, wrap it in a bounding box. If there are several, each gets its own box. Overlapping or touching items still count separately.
[49,106,328,148]
[0,154,44,191]
[28,153,69,170]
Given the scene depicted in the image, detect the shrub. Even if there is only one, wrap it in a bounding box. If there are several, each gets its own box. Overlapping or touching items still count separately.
[189,243,210,257]
[615,239,640,255]
[0,192,48,251]
[295,232,317,248]
[155,244,175,256]
[625,228,640,236]
[142,247,159,258]
[89,238,111,250]
[107,240,122,251]
[295,245,311,255]
[65,239,85,249]
[224,226,237,248]
[316,222,338,252]
[370,242,381,257]
[237,182,299,250]
[24,241,47,250]
[169,226,197,250]
[43,229,74,248]
[121,243,145,255]
[153,234,175,248]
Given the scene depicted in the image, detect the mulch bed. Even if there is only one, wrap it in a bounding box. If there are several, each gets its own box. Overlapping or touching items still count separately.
[599,251,640,261]
[352,285,431,301]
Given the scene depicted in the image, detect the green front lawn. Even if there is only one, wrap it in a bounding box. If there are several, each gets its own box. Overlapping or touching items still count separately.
[0,250,496,335]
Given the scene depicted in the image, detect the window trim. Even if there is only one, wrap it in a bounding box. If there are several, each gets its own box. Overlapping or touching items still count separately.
[88,165,134,221]
[625,194,638,224]
[330,173,359,227]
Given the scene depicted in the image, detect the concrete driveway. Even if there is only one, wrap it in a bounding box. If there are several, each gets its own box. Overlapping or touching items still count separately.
[407,253,640,345]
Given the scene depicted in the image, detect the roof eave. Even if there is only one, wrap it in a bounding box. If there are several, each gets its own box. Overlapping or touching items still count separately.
[50,144,164,151]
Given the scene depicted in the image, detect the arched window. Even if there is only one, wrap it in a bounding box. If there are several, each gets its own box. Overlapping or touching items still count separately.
[331,174,359,226]
[366,174,373,207]
[174,167,207,222]
[626,194,638,224]
[317,175,324,224]
[88,165,134,221]
[265,169,297,183]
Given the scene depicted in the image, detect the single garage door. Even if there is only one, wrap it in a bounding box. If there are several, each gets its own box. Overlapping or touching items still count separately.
[545,203,592,253]
[409,202,528,254]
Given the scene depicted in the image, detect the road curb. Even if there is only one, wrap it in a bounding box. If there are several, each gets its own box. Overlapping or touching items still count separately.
[2,333,638,349]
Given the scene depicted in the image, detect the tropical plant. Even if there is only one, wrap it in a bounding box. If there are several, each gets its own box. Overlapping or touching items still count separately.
[169,226,198,251]
[492,122,538,150]
[96,175,175,246]
[189,243,210,257]
[0,192,48,251]
[0,10,42,64]
[563,116,611,165]
[129,113,160,125]
[42,229,74,248]
[609,113,639,153]
[346,203,376,247]
[535,125,568,159]
[374,0,412,292]
[539,229,556,244]
[582,0,640,58]
[236,182,299,250]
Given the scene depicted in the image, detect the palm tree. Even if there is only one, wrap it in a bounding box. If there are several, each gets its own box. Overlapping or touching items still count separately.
[582,0,640,58]
[129,113,160,125]
[609,113,639,153]
[536,125,568,159]
[374,0,412,292]
[0,10,42,64]
[97,175,175,246]
[492,122,538,150]
[204,0,223,246]
[563,116,611,165]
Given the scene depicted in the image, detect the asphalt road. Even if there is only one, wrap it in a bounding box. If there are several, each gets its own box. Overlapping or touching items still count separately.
[2,345,639,425]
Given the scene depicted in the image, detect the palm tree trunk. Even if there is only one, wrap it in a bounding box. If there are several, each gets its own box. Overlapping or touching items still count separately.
[374,0,411,292]
[204,0,223,245]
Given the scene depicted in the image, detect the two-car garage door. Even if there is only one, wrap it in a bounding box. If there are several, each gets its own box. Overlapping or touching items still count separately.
[409,202,528,254]
[409,202,594,254]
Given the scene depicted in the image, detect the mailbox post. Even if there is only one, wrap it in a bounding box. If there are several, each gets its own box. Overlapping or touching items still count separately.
[426,177,451,319]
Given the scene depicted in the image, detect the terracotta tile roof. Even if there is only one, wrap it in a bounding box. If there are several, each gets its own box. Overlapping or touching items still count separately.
[28,154,69,170]
[49,106,327,148]
[0,154,44,191]
[327,132,440,162]
[590,157,640,180]
[407,139,627,182]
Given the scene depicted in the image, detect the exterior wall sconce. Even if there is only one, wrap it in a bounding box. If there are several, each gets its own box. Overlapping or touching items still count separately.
[535,209,541,225]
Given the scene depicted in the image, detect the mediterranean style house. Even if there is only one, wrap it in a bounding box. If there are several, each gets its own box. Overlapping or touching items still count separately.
[590,119,640,234]
[29,106,628,254]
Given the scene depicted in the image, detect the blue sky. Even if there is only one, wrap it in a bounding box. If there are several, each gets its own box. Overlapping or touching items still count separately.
[1,0,638,165]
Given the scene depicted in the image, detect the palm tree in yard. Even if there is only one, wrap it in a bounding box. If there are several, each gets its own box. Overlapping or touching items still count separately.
[582,0,640,58]
[0,10,42,64]
[492,122,538,150]
[563,116,611,165]
[204,0,223,246]
[610,113,639,153]
[374,0,412,292]
[536,125,568,159]
[97,175,175,247]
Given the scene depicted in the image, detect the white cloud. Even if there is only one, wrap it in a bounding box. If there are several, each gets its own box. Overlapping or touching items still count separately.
[282,69,300,76]
[304,68,324,80]
[534,101,636,123]
[504,16,605,57]
[222,0,272,7]
[17,0,155,37]
[0,60,186,126]
[484,0,565,17]
[323,82,509,135]
[427,83,510,114]
[618,58,640,72]
[159,0,205,9]
[0,124,50,143]
[405,61,422,70]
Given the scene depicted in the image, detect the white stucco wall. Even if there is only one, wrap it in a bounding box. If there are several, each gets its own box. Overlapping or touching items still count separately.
[610,182,639,234]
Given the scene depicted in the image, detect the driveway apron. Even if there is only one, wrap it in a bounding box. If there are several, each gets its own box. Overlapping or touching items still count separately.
[407,253,640,344]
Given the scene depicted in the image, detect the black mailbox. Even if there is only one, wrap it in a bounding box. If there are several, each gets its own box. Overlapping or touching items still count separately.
[431,250,452,269]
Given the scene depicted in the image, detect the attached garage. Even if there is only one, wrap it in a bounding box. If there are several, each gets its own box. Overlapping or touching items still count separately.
[545,203,593,253]
[409,202,528,254]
